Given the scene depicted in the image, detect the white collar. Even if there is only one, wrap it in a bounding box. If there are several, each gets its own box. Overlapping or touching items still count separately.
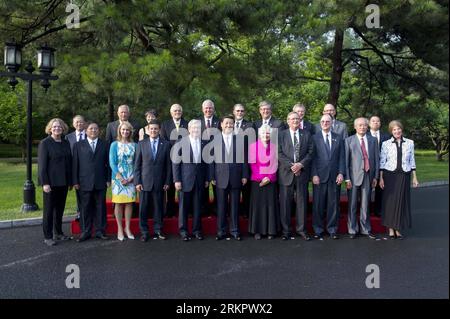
[87,137,98,144]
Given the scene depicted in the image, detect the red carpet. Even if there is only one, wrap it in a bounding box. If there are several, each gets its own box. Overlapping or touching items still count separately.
[70,197,386,235]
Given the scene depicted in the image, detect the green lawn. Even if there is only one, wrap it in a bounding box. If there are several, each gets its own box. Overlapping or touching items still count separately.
[0,150,447,221]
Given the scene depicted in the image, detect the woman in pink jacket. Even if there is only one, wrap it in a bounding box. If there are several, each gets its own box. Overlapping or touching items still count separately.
[248,124,280,240]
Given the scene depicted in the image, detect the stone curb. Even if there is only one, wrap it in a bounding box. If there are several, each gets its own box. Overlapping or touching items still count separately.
[0,181,448,230]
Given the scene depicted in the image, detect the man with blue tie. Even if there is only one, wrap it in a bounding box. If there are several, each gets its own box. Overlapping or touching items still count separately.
[311,114,345,240]
[134,120,172,242]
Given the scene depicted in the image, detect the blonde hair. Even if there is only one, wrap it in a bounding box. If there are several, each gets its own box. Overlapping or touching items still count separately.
[116,121,134,142]
[388,120,403,133]
[45,118,69,135]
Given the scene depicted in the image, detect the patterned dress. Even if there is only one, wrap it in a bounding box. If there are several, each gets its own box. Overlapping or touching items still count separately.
[109,141,137,203]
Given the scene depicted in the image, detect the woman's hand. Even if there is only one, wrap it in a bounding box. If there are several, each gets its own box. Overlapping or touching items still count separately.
[412,176,419,188]
[43,185,51,193]
[259,177,270,187]
[379,178,384,189]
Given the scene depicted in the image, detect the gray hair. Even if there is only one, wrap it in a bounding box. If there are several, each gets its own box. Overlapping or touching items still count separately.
[258,123,272,138]
[202,99,215,109]
[292,103,306,112]
[188,119,201,130]
[170,103,183,112]
[259,101,272,109]
[354,117,369,127]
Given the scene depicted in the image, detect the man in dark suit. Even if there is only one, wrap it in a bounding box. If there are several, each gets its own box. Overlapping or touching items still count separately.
[345,117,379,240]
[73,122,111,242]
[105,104,140,145]
[311,114,345,240]
[253,100,287,132]
[134,120,172,242]
[210,115,249,241]
[293,103,316,135]
[368,115,390,217]
[278,112,314,241]
[232,103,253,218]
[160,103,189,218]
[172,119,210,241]
[65,115,86,223]
[198,99,220,216]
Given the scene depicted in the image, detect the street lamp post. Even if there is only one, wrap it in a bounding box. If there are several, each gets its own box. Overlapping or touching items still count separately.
[0,41,58,212]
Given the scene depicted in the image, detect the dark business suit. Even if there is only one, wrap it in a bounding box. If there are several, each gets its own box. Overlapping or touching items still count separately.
[278,129,314,236]
[105,119,140,145]
[368,130,390,216]
[160,118,189,217]
[210,135,249,237]
[38,136,72,240]
[72,138,111,237]
[134,137,172,235]
[199,116,220,216]
[345,134,379,235]
[253,117,287,132]
[172,137,210,237]
[234,119,254,217]
[66,130,86,219]
[300,119,316,136]
[311,132,345,235]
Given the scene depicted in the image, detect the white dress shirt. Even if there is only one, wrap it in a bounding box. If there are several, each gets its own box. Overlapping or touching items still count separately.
[322,130,332,150]
[189,136,201,163]
[87,137,98,152]
[76,130,86,142]
[222,133,233,153]
[370,130,380,144]
[357,134,369,155]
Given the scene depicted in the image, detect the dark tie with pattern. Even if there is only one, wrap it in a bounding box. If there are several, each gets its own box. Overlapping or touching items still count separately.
[360,137,370,172]
[294,131,300,162]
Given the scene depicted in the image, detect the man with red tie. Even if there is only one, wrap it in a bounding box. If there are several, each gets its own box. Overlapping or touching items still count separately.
[344,117,379,240]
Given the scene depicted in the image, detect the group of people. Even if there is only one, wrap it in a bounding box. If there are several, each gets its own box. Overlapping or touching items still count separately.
[37,100,419,246]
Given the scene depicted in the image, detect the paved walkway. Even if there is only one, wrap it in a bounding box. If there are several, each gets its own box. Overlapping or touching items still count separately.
[0,186,448,299]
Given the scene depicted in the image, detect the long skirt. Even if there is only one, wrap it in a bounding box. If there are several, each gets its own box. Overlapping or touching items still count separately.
[382,170,412,230]
[248,181,280,235]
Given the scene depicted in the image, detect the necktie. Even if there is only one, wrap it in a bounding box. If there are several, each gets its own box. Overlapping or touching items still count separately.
[325,133,331,157]
[207,119,211,129]
[78,133,82,142]
[376,132,380,145]
[152,140,157,160]
[226,136,231,153]
[91,141,95,152]
[293,131,300,162]
[236,122,240,129]
[360,137,370,172]
[175,122,180,132]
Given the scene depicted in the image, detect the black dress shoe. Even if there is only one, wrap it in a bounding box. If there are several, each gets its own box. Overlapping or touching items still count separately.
[330,234,339,240]
[181,234,191,241]
[349,234,356,239]
[195,234,204,240]
[298,232,311,241]
[77,234,91,242]
[153,232,167,240]
[281,235,294,241]
[96,234,109,240]
[231,234,241,241]
[140,234,149,242]
[216,234,227,241]
[313,233,324,241]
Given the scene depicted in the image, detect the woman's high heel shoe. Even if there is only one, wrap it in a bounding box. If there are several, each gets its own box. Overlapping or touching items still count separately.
[117,234,125,241]
[125,231,135,240]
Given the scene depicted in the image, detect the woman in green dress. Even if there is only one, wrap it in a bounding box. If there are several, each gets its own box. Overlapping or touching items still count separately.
[109,121,137,241]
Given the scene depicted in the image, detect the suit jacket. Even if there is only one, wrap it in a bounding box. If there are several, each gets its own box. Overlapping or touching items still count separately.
[301,119,316,136]
[253,117,287,132]
[278,129,314,185]
[105,119,140,145]
[65,130,86,153]
[234,119,253,134]
[380,137,416,172]
[134,137,172,192]
[368,130,390,151]
[38,136,72,187]
[72,138,111,191]
[199,116,220,133]
[345,134,379,186]
[172,137,210,192]
[311,132,345,183]
[209,135,249,189]
[315,119,348,139]
[160,118,189,145]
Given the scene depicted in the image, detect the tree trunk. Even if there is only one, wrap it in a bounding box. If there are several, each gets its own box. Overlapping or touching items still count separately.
[327,28,345,109]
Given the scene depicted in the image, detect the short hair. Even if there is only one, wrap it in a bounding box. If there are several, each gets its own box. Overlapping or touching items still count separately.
[45,118,69,135]
[221,115,235,123]
[144,109,158,118]
[388,120,403,133]
[72,115,85,122]
[148,119,161,128]
[188,119,201,130]
[258,123,272,138]
[286,111,299,121]
[323,103,335,111]
[85,121,99,129]
[202,99,215,109]
[353,117,369,127]
[170,104,183,112]
[259,101,272,109]
[116,121,134,142]
[320,114,333,122]
[292,103,306,112]
[233,103,245,111]
[117,104,130,112]
[369,115,381,122]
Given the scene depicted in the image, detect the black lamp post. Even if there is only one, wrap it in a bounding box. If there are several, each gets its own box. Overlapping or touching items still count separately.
[0,41,58,212]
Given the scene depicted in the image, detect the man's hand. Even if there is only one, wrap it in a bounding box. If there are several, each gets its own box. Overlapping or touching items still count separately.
[312,176,320,185]
[136,184,143,192]
[372,178,377,188]
[336,174,344,185]
[379,178,384,190]
[291,163,302,174]
[241,178,248,185]
[175,182,182,191]
[163,185,170,191]
[73,184,80,190]
[43,185,51,193]
[211,180,216,186]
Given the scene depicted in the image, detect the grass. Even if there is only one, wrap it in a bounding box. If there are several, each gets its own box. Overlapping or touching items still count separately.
[0,150,447,221]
